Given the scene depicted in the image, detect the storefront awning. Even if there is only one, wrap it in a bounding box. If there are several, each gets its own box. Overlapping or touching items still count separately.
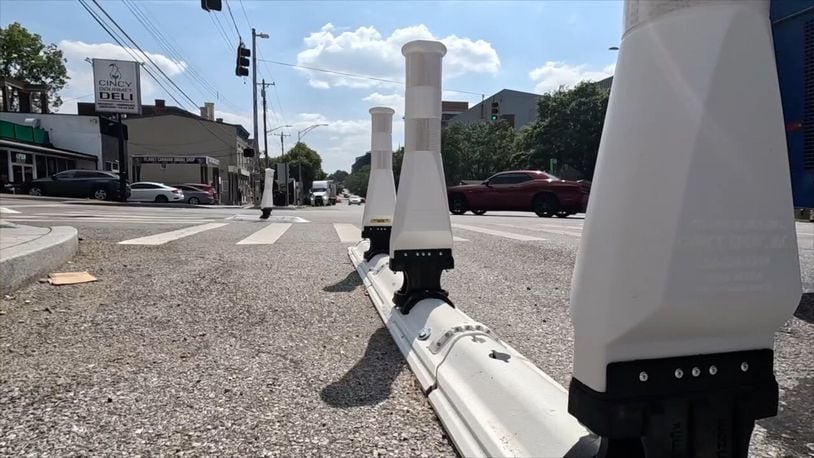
[0,139,98,161]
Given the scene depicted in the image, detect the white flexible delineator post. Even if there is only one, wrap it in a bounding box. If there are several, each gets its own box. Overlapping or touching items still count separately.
[259,168,275,219]
[568,1,801,454]
[391,40,453,254]
[361,107,397,261]
[348,245,598,457]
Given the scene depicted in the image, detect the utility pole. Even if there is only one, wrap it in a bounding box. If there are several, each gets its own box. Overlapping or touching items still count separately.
[278,131,291,205]
[251,28,269,201]
[260,79,274,165]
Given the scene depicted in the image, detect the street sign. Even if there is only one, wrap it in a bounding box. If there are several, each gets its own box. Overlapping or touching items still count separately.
[92,59,142,114]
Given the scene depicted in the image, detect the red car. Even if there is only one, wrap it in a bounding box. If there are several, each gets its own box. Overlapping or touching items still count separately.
[447,170,590,217]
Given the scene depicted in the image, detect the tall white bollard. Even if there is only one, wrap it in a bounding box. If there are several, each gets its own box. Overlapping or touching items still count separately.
[259,167,275,219]
[568,1,801,455]
[361,107,397,261]
[389,40,454,314]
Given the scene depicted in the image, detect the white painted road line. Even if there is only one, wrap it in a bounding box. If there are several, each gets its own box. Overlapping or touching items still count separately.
[452,223,546,241]
[453,236,469,242]
[236,223,292,245]
[495,223,583,238]
[4,217,215,224]
[334,223,362,243]
[118,223,228,245]
[0,207,20,214]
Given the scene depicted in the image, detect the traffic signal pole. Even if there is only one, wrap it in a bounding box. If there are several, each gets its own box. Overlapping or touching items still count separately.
[251,28,259,201]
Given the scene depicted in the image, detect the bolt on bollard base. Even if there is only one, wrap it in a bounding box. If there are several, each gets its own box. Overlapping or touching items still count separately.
[390,249,454,314]
[568,349,778,458]
[361,225,391,262]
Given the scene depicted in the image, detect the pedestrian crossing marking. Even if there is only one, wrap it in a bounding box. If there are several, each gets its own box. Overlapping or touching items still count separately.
[453,236,469,242]
[236,223,293,245]
[0,207,20,214]
[227,214,310,223]
[334,223,362,243]
[118,223,228,245]
[494,223,583,238]
[452,223,546,241]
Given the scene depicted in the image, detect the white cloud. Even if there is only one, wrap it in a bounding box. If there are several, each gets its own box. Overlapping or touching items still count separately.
[56,40,187,112]
[296,24,500,89]
[529,62,615,94]
[363,92,405,115]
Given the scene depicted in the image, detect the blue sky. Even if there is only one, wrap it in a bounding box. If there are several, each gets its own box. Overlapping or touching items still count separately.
[2,0,622,172]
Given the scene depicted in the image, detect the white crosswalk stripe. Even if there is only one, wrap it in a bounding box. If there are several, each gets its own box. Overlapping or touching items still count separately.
[494,223,583,238]
[452,223,546,241]
[334,223,362,243]
[237,223,292,245]
[453,236,469,242]
[0,207,20,214]
[118,223,228,245]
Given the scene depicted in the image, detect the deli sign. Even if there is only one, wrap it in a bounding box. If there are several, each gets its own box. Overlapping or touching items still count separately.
[92,58,142,114]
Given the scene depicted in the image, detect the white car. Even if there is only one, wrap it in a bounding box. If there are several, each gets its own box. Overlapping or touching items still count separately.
[129,182,184,203]
[348,195,363,205]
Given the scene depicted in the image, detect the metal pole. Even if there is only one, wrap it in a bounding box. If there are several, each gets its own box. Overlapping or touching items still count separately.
[298,163,303,205]
[116,113,127,202]
[262,79,269,164]
[251,28,259,201]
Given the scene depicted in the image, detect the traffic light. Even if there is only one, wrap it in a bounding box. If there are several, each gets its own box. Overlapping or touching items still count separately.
[200,0,222,11]
[490,101,500,121]
[243,147,255,157]
[235,43,250,77]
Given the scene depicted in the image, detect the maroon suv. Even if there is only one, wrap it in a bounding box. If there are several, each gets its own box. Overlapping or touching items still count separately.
[447,170,590,217]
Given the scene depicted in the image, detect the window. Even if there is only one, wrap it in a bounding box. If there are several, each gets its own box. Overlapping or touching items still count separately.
[489,173,528,185]
[53,171,75,179]
[132,183,160,189]
[35,155,47,178]
[75,171,113,179]
[104,161,119,172]
[0,150,8,183]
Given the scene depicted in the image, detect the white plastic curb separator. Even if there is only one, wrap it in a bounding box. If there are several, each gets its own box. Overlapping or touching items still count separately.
[349,243,599,457]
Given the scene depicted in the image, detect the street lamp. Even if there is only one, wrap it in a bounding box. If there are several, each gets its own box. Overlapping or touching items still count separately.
[270,124,292,133]
[298,123,328,142]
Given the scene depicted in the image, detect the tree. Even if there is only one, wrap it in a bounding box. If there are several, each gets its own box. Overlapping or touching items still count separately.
[441,120,517,184]
[345,166,370,197]
[326,170,349,190]
[392,147,404,190]
[0,23,69,110]
[526,82,609,180]
[271,141,325,193]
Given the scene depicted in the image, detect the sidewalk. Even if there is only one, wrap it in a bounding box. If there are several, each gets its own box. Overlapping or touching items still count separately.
[0,222,78,295]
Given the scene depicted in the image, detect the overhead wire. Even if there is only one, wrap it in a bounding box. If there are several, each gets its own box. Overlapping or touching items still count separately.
[257,58,485,96]
[224,0,242,41]
[76,0,249,153]
[123,0,245,114]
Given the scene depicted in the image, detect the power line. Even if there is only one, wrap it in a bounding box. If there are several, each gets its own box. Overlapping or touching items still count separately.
[90,0,199,110]
[123,0,245,114]
[77,0,247,153]
[224,0,242,41]
[238,0,252,29]
[210,12,235,51]
[256,58,485,96]
[214,12,238,44]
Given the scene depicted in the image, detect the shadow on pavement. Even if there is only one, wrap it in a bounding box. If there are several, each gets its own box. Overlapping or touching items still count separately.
[323,270,363,292]
[758,376,814,456]
[320,327,404,407]
[794,292,814,324]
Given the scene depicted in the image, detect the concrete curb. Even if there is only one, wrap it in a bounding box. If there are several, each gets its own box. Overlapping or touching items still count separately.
[0,226,79,295]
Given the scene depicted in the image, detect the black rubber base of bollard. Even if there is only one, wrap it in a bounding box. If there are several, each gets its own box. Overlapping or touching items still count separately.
[260,208,272,219]
[362,225,391,262]
[389,248,454,314]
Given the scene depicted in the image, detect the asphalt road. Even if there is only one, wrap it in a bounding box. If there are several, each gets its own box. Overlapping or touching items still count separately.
[1,196,812,456]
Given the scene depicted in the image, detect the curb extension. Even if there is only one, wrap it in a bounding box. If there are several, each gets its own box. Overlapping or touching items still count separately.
[349,242,599,457]
[1,226,78,295]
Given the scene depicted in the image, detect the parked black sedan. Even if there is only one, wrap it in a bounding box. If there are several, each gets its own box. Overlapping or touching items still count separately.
[27,169,130,201]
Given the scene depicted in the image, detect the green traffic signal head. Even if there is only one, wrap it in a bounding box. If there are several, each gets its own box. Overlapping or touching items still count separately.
[490,115,498,121]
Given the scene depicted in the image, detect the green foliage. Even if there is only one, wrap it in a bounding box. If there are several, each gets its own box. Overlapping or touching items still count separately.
[344,165,370,197]
[441,120,517,184]
[439,82,609,182]
[525,82,609,179]
[270,142,325,192]
[326,169,349,189]
[0,23,69,110]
